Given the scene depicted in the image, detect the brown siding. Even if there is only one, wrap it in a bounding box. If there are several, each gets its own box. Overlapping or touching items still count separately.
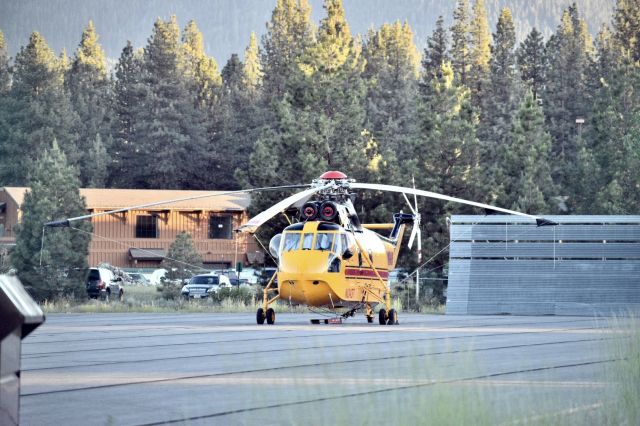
[87,209,259,268]
[1,187,260,270]
[0,189,21,243]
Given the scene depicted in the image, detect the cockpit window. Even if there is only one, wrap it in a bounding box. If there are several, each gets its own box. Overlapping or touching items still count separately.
[302,233,314,250]
[282,232,301,252]
[315,233,335,251]
[333,233,348,255]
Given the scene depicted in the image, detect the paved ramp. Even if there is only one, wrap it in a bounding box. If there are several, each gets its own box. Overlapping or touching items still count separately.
[20,313,624,425]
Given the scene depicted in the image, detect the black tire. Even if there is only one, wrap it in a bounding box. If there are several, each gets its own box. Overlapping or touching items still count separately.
[103,289,110,302]
[388,309,398,325]
[256,308,265,324]
[266,307,276,325]
[119,290,124,303]
[366,315,374,323]
[378,308,387,325]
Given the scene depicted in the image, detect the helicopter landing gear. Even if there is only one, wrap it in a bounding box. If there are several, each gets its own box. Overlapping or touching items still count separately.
[365,304,374,323]
[256,308,265,325]
[378,308,398,325]
[266,308,276,325]
[257,273,279,325]
[378,308,387,325]
[388,309,398,325]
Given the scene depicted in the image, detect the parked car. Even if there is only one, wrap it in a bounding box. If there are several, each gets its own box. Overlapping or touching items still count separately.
[127,272,151,286]
[86,267,124,301]
[181,274,231,299]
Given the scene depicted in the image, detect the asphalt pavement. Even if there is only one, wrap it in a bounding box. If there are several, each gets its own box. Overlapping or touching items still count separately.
[19,312,624,425]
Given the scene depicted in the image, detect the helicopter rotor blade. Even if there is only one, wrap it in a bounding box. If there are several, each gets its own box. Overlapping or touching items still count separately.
[43,184,309,227]
[350,182,552,223]
[236,183,333,234]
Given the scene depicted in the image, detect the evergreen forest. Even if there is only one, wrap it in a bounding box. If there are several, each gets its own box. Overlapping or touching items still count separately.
[1,0,639,276]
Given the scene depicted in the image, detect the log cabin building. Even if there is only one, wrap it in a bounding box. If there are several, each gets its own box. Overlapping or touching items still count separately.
[0,187,262,269]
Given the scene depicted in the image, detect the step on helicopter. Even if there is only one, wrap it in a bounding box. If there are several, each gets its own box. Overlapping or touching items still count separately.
[46,171,555,325]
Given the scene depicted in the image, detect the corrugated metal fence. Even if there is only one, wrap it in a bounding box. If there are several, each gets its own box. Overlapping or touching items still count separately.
[446,215,640,316]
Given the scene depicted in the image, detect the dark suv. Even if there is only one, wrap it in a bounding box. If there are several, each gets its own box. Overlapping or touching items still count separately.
[86,268,124,301]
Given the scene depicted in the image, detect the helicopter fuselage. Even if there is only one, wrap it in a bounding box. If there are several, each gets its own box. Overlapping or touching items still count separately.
[275,220,403,309]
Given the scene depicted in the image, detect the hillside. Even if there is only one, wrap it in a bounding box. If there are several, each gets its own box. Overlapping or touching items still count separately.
[1,0,616,65]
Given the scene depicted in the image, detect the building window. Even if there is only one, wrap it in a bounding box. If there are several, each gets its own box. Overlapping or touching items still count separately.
[136,215,158,238]
[209,215,232,239]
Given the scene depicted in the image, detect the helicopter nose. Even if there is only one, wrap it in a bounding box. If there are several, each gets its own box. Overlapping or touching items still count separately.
[280,251,329,274]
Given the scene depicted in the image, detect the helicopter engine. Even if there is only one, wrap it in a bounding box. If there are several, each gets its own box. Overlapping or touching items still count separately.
[300,200,339,222]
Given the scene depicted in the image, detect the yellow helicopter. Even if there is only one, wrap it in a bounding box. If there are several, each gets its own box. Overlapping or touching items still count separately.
[45,170,554,325]
[236,171,554,325]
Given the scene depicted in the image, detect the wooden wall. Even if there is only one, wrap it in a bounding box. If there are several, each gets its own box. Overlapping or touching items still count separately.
[0,190,20,243]
[87,209,259,268]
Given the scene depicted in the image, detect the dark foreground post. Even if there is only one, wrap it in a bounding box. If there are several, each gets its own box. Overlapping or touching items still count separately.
[0,275,45,426]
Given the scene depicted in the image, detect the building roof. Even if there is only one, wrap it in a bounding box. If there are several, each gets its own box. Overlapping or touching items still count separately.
[1,187,250,212]
[129,248,166,261]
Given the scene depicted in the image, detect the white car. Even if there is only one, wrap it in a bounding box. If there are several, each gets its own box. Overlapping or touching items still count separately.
[181,274,231,299]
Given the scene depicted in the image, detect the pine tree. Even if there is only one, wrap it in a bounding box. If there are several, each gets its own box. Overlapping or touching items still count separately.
[299,0,353,76]
[162,231,203,282]
[0,30,11,171]
[421,16,449,90]
[543,4,593,190]
[479,8,518,147]
[0,32,80,185]
[109,41,147,187]
[362,21,420,158]
[214,53,260,189]
[468,0,491,101]
[181,20,222,108]
[243,32,263,93]
[0,30,10,93]
[298,0,368,174]
[11,140,91,301]
[574,19,640,213]
[411,61,484,284]
[499,91,556,213]
[612,0,640,61]
[66,21,112,187]
[260,0,314,99]
[517,28,546,99]
[450,0,471,86]
[135,16,209,189]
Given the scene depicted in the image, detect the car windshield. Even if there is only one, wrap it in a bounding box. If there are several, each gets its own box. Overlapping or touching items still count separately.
[190,276,219,285]
[88,270,100,280]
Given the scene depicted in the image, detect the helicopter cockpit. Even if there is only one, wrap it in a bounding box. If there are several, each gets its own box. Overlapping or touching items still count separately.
[269,222,354,272]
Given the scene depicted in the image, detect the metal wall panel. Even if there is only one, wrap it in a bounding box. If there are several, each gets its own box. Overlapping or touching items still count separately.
[446,216,640,316]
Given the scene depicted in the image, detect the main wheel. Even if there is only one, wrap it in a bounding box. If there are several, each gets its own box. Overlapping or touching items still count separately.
[366,315,374,323]
[388,309,398,325]
[266,308,276,325]
[378,308,387,325]
[256,308,265,324]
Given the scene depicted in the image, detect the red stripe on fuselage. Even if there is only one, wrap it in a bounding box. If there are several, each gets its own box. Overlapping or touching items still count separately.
[344,268,389,279]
